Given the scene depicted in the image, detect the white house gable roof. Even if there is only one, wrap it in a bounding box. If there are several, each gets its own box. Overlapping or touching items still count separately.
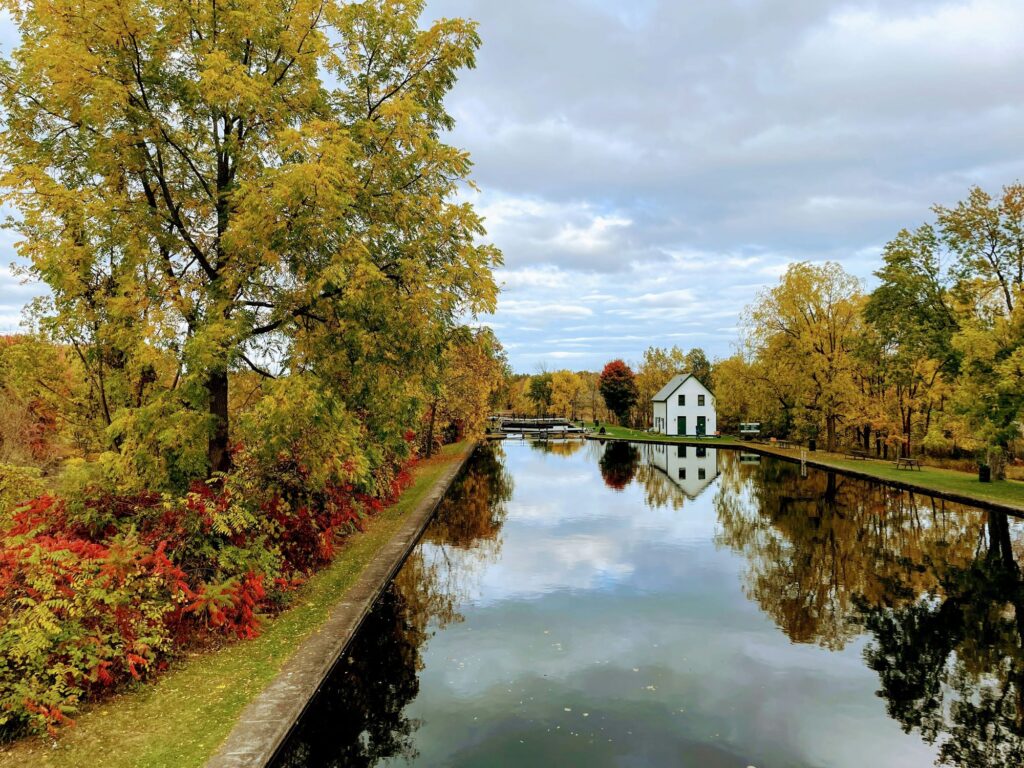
[652,373,690,402]
[651,373,714,402]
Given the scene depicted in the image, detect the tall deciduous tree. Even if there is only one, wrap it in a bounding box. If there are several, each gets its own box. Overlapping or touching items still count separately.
[938,184,1024,448]
[684,348,712,386]
[550,370,584,420]
[422,328,508,456]
[745,262,862,451]
[635,346,686,426]
[599,359,638,425]
[527,372,553,416]
[863,225,957,456]
[0,0,498,481]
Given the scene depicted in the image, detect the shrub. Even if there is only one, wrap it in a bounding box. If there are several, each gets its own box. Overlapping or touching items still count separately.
[0,497,189,736]
[0,441,416,738]
[0,464,44,518]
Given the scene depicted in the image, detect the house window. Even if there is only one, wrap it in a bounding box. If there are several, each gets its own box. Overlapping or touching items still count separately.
[698,394,705,406]
[698,468,706,480]
[696,446,706,458]
[677,445,686,458]
[678,468,686,479]
[678,394,685,406]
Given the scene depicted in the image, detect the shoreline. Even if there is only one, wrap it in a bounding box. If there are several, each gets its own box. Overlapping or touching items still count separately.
[204,441,478,768]
[585,433,1024,516]
[0,442,478,768]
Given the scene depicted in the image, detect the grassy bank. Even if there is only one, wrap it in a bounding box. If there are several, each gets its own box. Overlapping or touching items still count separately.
[781,450,1024,511]
[590,426,1024,512]
[0,442,471,768]
[592,424,740,445]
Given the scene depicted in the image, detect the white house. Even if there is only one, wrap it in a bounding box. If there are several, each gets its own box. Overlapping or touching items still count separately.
[647,443,720,499]
[651,374,717,437]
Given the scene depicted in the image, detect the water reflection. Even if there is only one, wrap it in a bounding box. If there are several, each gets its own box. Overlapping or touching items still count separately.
[713,451,1024,764]
[598,440,640,490]
[860,515,1024,767]
[647,443,719,500]
[526,437,586,457]
[270,445,513,767]
[274,442,1024,767]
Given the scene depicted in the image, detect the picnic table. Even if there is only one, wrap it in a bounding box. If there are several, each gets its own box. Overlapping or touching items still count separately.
[894,457,922,470]
[844,448,868,460]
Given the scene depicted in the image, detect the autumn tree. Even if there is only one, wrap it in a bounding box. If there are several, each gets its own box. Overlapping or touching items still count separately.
[527,373,553,416]
[744,262,863,451]
[938,184,1024,448]
[712,353,770,433]
[0,0,498,484]
[422,328,508,456]
[599,359,638,425]
[863,225,958,456]
[578,370,607,423]
[550,370,584,420]
[635,346,686,426]
[684,348,712,385]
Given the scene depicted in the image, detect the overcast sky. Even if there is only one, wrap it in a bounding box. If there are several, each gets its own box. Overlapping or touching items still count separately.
[2,0,1023,372]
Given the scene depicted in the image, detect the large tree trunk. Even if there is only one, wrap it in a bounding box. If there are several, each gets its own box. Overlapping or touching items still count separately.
[208,368,231,475]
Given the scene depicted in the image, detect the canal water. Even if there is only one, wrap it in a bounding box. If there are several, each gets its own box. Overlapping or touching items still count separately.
[271,440,1024,768]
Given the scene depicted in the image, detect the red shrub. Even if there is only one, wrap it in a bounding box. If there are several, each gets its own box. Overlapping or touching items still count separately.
[0,451,416,738]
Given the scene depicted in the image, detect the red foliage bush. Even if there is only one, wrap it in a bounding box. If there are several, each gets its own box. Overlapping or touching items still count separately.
[0,454,415,738]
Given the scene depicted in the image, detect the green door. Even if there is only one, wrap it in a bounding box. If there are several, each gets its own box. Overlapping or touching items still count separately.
[697,416,706,437]
[677,416,686,435]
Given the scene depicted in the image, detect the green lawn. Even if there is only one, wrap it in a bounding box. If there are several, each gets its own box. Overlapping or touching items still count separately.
[804,454,1024,510]
[590,424,1024,512]
[592,423,740,446]
[0,442,471,768]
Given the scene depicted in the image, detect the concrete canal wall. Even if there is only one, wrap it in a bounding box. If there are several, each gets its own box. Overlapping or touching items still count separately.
[205,442,478,768]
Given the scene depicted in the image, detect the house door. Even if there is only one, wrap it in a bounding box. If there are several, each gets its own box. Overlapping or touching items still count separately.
[696,416,706,436]
[677,416,686,435]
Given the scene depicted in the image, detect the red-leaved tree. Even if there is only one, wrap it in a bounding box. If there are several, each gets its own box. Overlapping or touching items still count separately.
[599,360,639,425]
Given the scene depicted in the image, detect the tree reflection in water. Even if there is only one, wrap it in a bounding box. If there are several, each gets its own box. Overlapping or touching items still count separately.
[598,441,640,490]
[527,437,586,457]
[269,444,513,768]
[714,450,1024,765]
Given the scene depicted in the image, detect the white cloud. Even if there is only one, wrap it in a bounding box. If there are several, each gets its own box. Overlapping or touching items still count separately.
[3,2,1021,372]
[550,214,632,254]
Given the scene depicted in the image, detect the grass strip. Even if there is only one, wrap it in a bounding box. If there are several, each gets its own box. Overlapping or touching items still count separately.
[0,442,470,768]
[591,425,1024,511]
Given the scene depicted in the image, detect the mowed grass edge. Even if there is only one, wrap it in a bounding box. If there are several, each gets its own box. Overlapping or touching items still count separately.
[0,442,471,768]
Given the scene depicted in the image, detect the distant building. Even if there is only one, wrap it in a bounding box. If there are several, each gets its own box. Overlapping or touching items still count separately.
[651,374,717,436]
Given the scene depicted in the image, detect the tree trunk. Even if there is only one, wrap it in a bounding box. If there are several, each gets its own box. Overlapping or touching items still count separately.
[208,368,231,475]
[425,399,438,458]
[826,415,836,452]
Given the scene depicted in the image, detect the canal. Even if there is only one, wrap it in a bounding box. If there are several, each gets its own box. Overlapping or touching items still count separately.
[271,440,1024,767]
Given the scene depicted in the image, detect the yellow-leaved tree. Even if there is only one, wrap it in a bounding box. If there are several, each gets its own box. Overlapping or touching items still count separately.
[550,370,585,420]
[0,0,499,487]
[744,262,863,451]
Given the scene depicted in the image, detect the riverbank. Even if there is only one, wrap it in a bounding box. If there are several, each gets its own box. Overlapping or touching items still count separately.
[588,426,1024,514]
[0,442,475,768]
